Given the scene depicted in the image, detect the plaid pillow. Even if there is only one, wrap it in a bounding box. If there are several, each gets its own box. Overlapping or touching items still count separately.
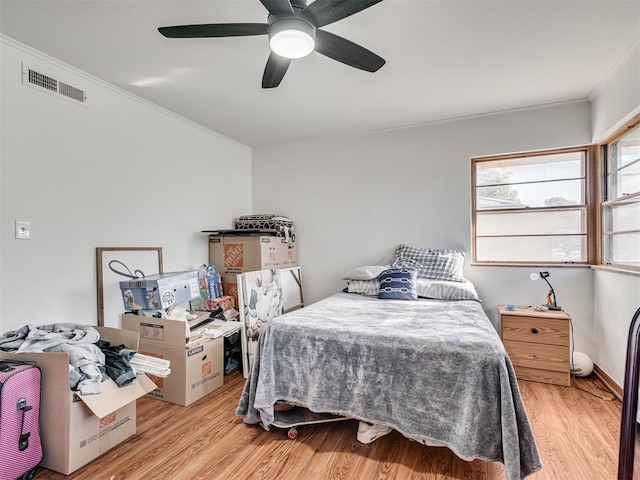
[392,245,466,283]
[378,267,418,300]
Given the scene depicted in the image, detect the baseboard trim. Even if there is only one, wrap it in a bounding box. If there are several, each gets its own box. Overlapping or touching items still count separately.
[594,363,622,401]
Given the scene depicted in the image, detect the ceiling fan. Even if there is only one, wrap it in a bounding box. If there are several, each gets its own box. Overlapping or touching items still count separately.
[158,0,386,89]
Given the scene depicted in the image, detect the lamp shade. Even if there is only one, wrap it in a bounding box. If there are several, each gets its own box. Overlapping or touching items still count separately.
[269,17,315,59]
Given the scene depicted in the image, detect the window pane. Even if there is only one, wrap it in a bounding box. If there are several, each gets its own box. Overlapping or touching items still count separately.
[476,235,586,262]
[604,232,640,266]
[477,178,584,209]
[476,152,584,187]
[609,124,640,170]
[477,209,585,236]
[608,124,640,200]
[608,161,640,198]
[605,197,640,232]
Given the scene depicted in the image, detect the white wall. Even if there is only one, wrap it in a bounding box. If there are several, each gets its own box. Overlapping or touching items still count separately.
[0,37,252,332]
[591,43,640,142]
[252,101,596,356]
[589,42,640,387]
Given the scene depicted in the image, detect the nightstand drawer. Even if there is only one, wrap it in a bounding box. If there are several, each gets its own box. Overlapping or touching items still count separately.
[503,340,570,372]
[501,315,570,346]
[511,365,570,386]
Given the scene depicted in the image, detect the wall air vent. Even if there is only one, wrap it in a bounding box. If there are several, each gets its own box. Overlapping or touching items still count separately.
[22,63,87,105]
[58,82,85,103]
[28,69,57,92]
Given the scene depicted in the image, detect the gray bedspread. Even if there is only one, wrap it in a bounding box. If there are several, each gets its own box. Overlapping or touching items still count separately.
[236,293,541,480]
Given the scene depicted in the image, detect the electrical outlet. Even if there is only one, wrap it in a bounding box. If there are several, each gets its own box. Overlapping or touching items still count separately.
[15,220,30,239]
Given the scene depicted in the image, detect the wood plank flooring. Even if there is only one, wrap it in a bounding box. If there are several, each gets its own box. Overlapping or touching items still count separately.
[34,372,622,480]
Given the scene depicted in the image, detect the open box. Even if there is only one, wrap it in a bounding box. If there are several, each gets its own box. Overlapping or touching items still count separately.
[0,326,156,475]
[121,314,223,406]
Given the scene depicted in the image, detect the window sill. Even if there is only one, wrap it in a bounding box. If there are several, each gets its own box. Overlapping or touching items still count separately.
[470,262,591,268]
[590,265,640,278]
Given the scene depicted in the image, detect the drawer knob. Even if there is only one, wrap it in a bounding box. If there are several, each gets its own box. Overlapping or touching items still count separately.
[531,327,539,334]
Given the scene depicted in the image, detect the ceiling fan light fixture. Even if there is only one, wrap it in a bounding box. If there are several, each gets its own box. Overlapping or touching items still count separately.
[269,17,315,59]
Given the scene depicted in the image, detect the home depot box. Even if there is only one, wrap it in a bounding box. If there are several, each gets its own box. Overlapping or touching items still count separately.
[121,314,223,406]
[0,327,156,475]
[119,271,199,311]
[209,235,298,274]
[221,275,239,307]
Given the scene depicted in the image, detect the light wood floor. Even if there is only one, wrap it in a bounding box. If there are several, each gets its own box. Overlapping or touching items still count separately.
[35,372,622,480]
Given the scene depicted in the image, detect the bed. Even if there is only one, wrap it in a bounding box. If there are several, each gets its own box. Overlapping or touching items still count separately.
[236,247,542,480]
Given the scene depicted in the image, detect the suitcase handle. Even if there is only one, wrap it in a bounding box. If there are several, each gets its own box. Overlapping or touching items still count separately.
[17,397,34,452]
[0,361,15,372]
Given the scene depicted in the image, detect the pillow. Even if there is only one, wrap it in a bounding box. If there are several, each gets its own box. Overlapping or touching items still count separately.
[392,245,465,283]
[416,278,480,301]
[345,279,380,296]
[378,267,418,300]
[341,265,389,281]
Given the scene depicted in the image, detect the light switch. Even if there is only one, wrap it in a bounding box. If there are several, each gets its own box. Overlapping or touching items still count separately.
[15,220,30,239]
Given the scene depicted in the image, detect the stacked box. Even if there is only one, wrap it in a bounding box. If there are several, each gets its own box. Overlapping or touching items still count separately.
[121,314,223,406]
[208,235,297,275]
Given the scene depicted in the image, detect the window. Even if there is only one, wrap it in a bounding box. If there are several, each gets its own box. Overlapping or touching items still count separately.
[472,148,591,264]
[602,122,640,270]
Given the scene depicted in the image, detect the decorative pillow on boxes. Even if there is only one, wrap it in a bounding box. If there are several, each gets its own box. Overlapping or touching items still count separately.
[378,267,418,300]
[392,245,466,283]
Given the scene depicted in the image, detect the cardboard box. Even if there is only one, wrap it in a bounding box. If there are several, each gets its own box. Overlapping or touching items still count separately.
[0,327,156,475]
[222,275,239,307]
[121,314,224,406]
[119,271,199,310]
[208,235,298,274]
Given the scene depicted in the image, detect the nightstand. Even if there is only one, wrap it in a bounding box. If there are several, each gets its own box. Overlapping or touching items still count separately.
[499,305,571,386]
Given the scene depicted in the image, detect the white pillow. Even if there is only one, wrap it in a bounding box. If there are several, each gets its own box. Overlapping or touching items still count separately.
[345,279,380,296]
[341,265,389,281]
[416,278,480,301]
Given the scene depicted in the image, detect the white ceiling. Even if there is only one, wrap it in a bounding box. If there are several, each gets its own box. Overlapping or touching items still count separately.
[1,0,639,148]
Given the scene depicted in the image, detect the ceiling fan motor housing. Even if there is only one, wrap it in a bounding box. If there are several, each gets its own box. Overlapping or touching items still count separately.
[268,17,316,58]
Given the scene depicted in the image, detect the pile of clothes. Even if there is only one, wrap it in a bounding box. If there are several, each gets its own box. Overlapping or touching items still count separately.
[0,323,136,395]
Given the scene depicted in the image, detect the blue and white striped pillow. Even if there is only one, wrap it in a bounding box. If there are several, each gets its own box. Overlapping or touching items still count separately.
[378,267,418,300]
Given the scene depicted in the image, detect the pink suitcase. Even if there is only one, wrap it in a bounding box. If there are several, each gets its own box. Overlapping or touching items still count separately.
[0,361,42,480]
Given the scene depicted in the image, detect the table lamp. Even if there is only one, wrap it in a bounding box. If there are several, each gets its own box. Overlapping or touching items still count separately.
[530,271,561,311]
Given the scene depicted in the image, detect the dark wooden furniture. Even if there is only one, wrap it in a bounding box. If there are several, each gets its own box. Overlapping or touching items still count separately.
[619,307,640,479]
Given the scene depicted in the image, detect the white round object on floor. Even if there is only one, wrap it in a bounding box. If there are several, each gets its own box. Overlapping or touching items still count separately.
[571,351,594,377]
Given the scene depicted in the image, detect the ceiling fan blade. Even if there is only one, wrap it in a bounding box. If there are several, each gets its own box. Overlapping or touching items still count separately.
[301,0,383,28]
[315,29,385,72]
[158,23,269,38]
[262,52,291,88]
[259,0,294,16]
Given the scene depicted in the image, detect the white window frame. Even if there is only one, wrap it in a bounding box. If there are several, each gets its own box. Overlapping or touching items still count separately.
[472,146,595,266]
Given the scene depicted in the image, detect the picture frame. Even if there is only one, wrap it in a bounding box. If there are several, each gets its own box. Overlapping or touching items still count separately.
[96,247,163,327]
[236,267,304,378]
[237,269,283,378]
